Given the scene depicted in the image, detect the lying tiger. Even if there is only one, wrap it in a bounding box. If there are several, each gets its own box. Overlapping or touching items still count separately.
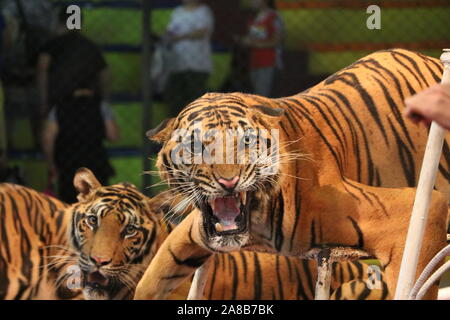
[0,168,389,299]
[135,49,449,300]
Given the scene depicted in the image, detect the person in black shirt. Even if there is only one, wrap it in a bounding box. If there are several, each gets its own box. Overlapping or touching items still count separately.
[1,0,55,151]
[39,6,119,203]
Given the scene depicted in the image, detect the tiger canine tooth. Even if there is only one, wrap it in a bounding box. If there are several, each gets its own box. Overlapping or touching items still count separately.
[215,222,224,232]
[241,192,247,204]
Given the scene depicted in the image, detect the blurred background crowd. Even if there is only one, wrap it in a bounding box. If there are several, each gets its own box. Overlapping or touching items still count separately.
[0,0,449,200]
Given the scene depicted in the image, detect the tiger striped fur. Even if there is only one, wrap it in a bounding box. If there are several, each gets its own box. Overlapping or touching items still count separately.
[136,49,449,300]
[0,183,78,299]
[0,169,389,299]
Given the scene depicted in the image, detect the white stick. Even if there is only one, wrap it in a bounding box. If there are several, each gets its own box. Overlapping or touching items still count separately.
[315,249,332,300]
[187,258,211,300]
[394,49,450,300]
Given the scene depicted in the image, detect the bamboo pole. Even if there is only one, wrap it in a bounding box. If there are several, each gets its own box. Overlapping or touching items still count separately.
[394,49,450,300]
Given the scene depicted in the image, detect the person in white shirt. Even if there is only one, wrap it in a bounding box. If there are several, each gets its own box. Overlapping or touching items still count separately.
[163,0,214,117]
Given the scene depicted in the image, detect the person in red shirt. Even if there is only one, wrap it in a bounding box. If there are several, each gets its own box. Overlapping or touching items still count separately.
[240,0,283,97]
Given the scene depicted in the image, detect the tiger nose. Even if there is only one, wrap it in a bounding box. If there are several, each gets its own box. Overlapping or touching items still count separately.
[217,176,239,192]
[91,255,112,267]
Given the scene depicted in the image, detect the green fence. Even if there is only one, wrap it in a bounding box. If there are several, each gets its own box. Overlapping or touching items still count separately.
[4,0,450,196]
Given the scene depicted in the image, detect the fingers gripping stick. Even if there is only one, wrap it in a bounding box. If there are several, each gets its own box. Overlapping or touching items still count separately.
[394,49,450,300]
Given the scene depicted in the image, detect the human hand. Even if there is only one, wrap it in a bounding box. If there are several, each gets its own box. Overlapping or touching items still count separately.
[162,32,175,45]
[164,31,185,44]
[404,84,450,130]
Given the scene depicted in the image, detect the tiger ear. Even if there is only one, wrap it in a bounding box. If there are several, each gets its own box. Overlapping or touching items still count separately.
[146,118,176,143]
[73,167,102,202]
[252,105,284,118]
[118,182,138,190]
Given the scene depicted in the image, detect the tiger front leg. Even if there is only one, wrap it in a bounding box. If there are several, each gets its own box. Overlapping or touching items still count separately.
[134,210,212,300]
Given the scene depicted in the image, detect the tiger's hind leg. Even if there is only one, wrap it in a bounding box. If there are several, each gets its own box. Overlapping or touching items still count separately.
[331,179,448,299]
[360,188,448,300]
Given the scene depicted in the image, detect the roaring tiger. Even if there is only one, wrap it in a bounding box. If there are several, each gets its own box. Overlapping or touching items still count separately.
[0,169,389,299]
[135,49,449,300]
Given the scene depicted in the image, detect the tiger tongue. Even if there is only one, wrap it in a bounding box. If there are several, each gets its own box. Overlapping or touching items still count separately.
[212,197,240,222]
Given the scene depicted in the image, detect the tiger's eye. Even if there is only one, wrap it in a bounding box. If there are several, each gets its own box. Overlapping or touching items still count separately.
[125,225,137,235]
[243,134,256,145]
[87,215,97,226]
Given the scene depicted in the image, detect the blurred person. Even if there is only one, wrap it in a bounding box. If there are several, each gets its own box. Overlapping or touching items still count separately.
[0,12,8,158]
[0,12,8,68]
[221,39,252,93]
[150,34,171,101]
[238,0,284,97]
[1,9,26,184]
[404,83,450,130]
[39,6,119,203]
[163,0,214,117]
[1,0,55,151]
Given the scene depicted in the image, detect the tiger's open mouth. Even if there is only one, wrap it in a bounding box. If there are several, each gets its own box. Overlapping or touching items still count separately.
[85,271,109,290]
[199,191,252,238]
[81,270,111,300]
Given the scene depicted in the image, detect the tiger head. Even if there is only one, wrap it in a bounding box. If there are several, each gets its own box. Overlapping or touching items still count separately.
[69,168,170,300]
[148,93,285,252]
